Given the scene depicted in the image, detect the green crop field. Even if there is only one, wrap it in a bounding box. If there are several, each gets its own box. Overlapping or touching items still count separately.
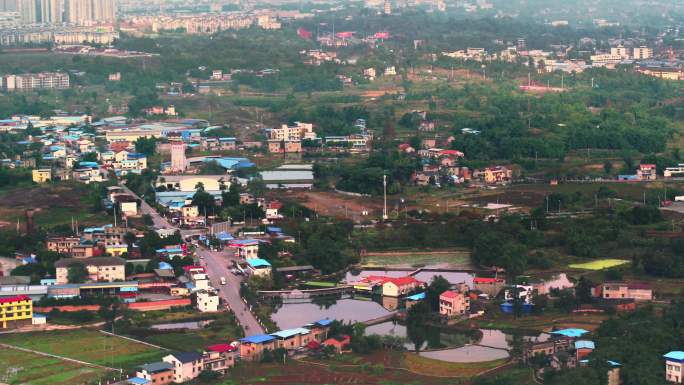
[362,250,471,268]
[569,259,630,270]
[0,347,108,385]
[1,329,165,370]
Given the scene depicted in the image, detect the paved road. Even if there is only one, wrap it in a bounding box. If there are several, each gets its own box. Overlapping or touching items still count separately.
[196,246,266,335]
[119,182,265,336]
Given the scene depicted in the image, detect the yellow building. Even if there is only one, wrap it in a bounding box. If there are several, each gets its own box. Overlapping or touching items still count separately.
[32,169,52,183]
[0,295,33,329]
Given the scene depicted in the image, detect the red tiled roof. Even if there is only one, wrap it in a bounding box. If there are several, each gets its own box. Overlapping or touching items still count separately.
[305,340,321,350]
[639,164,656,169]
[0,295,30,304]
[440,290,461,299]
[207,343,237,353]
[473,277,500,284]
[364,275,422,287]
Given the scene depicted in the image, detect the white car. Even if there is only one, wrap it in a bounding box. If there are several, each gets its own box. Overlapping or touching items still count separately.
[220,277,227,285]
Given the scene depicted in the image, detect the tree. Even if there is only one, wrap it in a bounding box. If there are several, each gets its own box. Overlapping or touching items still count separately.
[603,160,613,174]
[67,262,88,283]
[425,276,450,312]
[134,137,157,156]
[406,301,430,352]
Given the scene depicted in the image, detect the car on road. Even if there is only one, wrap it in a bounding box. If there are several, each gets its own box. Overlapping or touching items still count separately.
[231,268,243,276]
[220,277,227,285]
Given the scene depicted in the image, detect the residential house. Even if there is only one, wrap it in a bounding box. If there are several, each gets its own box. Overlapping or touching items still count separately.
[0,295,33,329]
[105,244,128,257]
[637,164,657,181]
[196,289,219,312]
[246,258,272,277]
[268,139,302,153]
[354,275,424,297]
[203,344,237,374]
[266,201,283,220]
[595,282,653,301]
[473,277,505,297]
[32,169,52,183]
[305,318,333,343]
[323,335,351,353]
[271,327,312,350]
[230,239,259,259]
[239,334,276,361]
[524,337,574,362]
[162,352,203,383]
[134,362,175,385]
[575,340,595,360]
[665,351,684,383]
[478,166,512,184]
[54,256,126,284]
[439,290,470,318]
[46,236,81,254]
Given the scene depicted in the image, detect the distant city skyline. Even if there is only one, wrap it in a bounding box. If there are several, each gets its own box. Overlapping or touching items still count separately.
[0,0,117,25]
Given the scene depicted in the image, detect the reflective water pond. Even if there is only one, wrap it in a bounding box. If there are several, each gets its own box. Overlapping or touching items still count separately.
[271,298,393,330]
[419,345,510,363]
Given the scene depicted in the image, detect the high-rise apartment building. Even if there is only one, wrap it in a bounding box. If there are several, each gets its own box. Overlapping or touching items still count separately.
[17,0,38,24]
[170,143,187,172]
[40,0,64,24]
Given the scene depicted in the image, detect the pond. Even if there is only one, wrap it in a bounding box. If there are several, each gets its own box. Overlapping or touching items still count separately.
[149,320,214,330]
[419,345,510,363]
[366,321,550,363]
[271,298,393,330]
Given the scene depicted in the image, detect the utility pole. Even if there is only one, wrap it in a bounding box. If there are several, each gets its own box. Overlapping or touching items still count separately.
[383,174,388,221]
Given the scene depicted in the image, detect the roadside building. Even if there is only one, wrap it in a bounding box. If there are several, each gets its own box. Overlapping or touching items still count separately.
[196,289,219,312]
[271,328,312,351]
[230,239,260,259]
[246,258,272,277]
[239,334,276,361]
[637,164,657,181]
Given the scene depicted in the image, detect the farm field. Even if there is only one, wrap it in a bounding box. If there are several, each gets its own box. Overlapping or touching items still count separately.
[361,249,472,268]
[0,182,107,230]
[0,348,109,385]
[217,350,508,385]
[0,329,165,370]
[568,259,630,270]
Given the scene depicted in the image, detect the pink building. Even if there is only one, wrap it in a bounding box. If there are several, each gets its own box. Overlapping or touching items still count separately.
[439,290,470,317]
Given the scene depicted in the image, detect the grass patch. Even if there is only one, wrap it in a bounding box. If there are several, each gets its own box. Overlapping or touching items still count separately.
[362,250,471,267]
[403,352,508,377]
[303,281,337,288]
[569,259,630,270]
[1,329,165,370]
[0,347,109,385]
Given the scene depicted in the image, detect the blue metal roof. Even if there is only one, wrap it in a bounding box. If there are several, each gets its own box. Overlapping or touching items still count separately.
[247,258,271,268]
[406,292,426,301]
[127,378,150,385]
[240,334,275,344]
[314,318,333,326]
[575,340,595,350]
[551,328,589,338]
[665,351,684,362]
[270,327,310,339]
[266,226,283,233]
